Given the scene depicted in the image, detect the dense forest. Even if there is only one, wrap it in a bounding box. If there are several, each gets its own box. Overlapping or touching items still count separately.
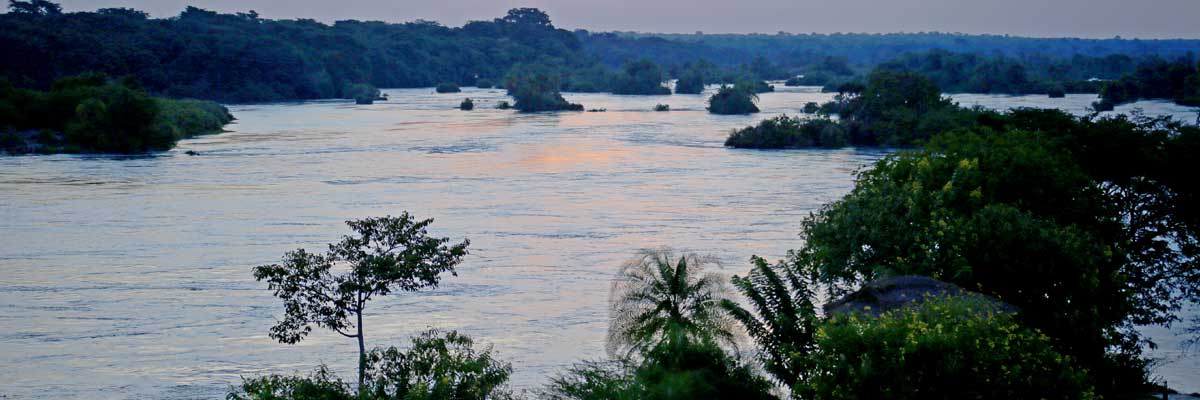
[4,1,1200,104]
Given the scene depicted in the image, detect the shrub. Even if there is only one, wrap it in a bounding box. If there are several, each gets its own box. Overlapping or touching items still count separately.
[707,85,759,115]
[652,104,669,112]
[804,297,1094,400]
[495,100,512,110]
[475,79,494,89]
[460,98,474,110]
[801,102,820,114]
[435,82,461,93]
[1048,86,1066,98]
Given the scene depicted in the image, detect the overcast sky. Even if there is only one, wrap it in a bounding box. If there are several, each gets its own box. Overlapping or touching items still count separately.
[53,0,1200,39]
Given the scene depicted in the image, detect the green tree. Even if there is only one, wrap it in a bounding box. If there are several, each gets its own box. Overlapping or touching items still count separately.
[673,68,704,94]
[606,249,736,360]
[254,214,470,391]
[611,59,670,95]
[707,85,758,115]
[719,256,818,387]
[807,297,1094,400]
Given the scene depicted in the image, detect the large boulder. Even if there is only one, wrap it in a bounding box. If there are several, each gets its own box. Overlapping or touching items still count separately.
[823,275,1015,316]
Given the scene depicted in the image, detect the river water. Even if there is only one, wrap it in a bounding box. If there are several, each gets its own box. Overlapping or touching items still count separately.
[1,86,1197,398]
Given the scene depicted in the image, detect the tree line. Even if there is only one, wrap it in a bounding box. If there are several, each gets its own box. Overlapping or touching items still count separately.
[4,1,1200,105]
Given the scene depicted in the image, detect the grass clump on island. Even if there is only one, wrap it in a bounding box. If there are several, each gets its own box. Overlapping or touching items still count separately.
[0,73,233,154]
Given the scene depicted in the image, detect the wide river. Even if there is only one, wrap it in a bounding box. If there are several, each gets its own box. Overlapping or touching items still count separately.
[1,86,1197,398]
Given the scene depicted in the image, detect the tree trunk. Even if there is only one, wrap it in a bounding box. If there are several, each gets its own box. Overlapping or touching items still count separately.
[357,309,366,393]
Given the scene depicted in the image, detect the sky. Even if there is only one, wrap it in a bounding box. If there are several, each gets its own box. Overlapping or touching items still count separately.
[53,0,1200,39]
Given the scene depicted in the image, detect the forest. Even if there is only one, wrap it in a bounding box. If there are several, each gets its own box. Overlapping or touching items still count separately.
[3,1,1200,104]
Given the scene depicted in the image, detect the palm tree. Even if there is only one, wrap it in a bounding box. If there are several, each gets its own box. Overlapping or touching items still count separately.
[719,256,819,387]
[606,249,738,360]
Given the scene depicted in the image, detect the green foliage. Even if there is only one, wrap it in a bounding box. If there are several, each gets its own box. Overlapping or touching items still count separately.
[503,63,583,112]
[545,342,776,400]
[475,79,495,89]
[228,366,354,400]
[724,115,848,149]
[362,330,512,400]
[459,98,474,111]
[543,361,639,400]
[435,82,461,93]
[792,113,1200,395]
[1099,56,1200,107]
[806,297,1094,400]
[719,256,818,387]
[611,59,670,95]
[707,85,759,115]
[673,68,705,94]
[801,102,820,114]
[740,79,774,94]
[836,69,956,146]
[0,73,231,154]
[606,249,736,360]
[253,214,470,388]
[229,331,511,400]
[345,83,381,105]
[495,101,511,110]
[652,104,669,112]
[0,6,591,103]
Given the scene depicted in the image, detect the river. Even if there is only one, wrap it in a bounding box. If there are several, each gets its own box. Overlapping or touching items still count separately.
[1,86,1196,398]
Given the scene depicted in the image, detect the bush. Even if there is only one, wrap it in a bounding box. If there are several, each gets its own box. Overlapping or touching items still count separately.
[460,98,475,110]
[707,85,759,115]
[544,343,776,400]
[228,367,354,400]
[804,297,1094,400]
[801,102,820,114]
[495,101,512,110]
[652,104,669,112]
[475,79,494,89]
[230,330,512,400]
[435,82,461,93]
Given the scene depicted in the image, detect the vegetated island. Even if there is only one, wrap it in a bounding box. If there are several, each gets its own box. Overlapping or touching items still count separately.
[1,73,233,154]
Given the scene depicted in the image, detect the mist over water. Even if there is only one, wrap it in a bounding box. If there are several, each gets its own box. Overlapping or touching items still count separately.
[0,86,1196,398]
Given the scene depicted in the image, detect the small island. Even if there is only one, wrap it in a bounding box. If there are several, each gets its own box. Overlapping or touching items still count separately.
[1,73,233,154]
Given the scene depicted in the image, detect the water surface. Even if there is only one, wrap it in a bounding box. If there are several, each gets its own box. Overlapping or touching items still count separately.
[1,87,1196,398]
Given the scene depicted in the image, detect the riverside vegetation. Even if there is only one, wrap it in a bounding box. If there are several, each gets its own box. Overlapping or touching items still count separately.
[0,73,232,154]
[234,93,1199,398]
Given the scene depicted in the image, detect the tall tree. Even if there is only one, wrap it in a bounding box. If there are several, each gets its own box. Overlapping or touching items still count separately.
[606,249,737,360]
[254,213,470,390]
